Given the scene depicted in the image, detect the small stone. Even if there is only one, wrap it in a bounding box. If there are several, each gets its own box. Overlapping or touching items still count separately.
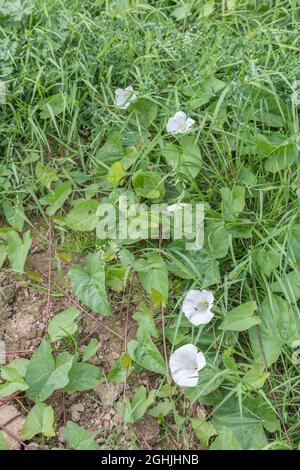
[95,383,119,408]
[70,403,85,422]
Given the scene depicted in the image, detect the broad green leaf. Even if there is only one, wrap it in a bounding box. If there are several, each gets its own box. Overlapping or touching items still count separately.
[219,301,261,331]
[38,93,67,119]
[134,253,168,306]
[82,338,101,362]
[25,341,74,402]
[205,221,230,259]
[107,161,125,187]
[209,426,242,450]
[36,162,58,189]
[242,364,269,390]
[254,248,281,277]
[128,338,167,376]
[131,98,158,127]
[132,171,165,200]
[68,252,111,315]
[20,403,55,440]
[117,385,155,424]
[249,294,300,366]
[95,131,124,173]
[0,362,29,397]
[40,182,72,216]
[0,231,32,273]
[65,199,99,232]
[221,186,245,220]
[184,367,230,403]
[3,199,25,231]
[64,421,100,450]
[161,136,201,179]
[47,308,80,343]
[191,418,217,449]
[149,399,172,418]
[133,303,158,340]
[212,397,268,449]
[198,0,215,18]
[271,271,300,302]
[63,361,103,393]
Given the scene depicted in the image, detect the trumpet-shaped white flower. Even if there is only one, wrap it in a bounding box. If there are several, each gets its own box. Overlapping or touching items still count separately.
[115,86,137,109]
[169,344,206,387]
[182,289,214,326]
[166,111,195,134]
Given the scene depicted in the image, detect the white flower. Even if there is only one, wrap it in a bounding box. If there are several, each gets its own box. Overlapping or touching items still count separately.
[115,86,137,109]
[166,203,188,212]
[169,344,206,387]
[166,111,195,134]
[182,289,214,326]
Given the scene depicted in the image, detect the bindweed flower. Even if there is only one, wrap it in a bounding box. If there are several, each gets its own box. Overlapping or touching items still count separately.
[115,86,137,109]
[166,111,195,134]
[169,344,206,387]
[182,289,214,326]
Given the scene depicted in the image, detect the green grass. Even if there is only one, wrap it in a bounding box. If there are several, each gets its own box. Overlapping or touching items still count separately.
[0,0,300,450]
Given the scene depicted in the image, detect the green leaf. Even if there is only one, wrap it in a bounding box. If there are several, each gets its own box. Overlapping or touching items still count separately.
[0,360,29,397]
[20,403,55,440]
[212,397,268,449]
[221,186,245,220]
[40,182,72,216]
[133,303,158,340]
[68,252,111,315]
[131,98,158,127]
[254,248,281,277]
[38,93,67,119]
[191,418,217,449]
[219,301,261,331]
[25,341,74,402]
[36,162,58,189]
[63,361,103,393]
[82,338,101,362]
[271,271,300,302]
[117,385,155,424]
[2,199,25,231]
[134,253,168,307]
[47,308,80,343]
[149,399,172,418]
[249,294,300,366]
[184,367,230,403]
[0,432,9,450]
[65,199,99,232]
[128,338,167,376]
[64,421,101,450]
[242,364,269,390]
[209,426,242,450]
[0,231,32,273]
[205,221,230,259]
[132,171,165,200]
[95,131,124,173]
[107,161,125,187]
[161,136,201,179]
[198,0,215,18]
